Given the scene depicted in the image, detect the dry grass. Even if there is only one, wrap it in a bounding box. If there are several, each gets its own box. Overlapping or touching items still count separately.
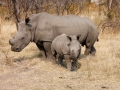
[0,20,120,90]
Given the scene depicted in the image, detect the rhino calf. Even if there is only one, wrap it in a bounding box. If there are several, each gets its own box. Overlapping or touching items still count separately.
[51,34,81,71]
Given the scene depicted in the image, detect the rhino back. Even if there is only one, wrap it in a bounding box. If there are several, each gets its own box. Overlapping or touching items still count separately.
[52,16,98,37]
[35,13,98,43]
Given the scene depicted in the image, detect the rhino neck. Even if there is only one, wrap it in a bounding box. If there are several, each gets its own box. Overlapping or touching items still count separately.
[30,28,36,42]
[30,22,39,42]
[28,14,40,42]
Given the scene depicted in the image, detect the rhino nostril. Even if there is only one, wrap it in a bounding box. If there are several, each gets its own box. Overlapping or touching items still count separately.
[16,48,19,51]
[72,52,74,55]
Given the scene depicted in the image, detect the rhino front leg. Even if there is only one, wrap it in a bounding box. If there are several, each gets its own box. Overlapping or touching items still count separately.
[71,59,77,71]
[58,56,64,66]
[64,55,72,71]
[36,43,47,59]
[43,42,53,61]
[51,45,57,64]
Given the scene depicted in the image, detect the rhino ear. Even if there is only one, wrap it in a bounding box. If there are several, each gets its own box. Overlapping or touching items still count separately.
[25,17,32,27]
[77,35,81,41]
[25,17,30,24]
[67,36,72,41]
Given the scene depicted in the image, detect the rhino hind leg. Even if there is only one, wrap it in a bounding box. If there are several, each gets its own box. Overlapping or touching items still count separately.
[84,45,96,57]
[64,55,72,71]
[90,45,96,56]
[84,47,91,56]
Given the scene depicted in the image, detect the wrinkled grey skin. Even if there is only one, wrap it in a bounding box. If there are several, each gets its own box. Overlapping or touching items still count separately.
[9,12,99,59]
[9,22,31,52]
[51,34,81,71]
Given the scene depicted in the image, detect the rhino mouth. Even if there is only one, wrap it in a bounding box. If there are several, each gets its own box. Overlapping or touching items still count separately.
[70,56,77,60]
[11,44,27,52]
[70,54,80,60]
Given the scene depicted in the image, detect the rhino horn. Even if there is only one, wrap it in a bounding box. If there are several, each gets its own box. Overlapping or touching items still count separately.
[9,39,14,46]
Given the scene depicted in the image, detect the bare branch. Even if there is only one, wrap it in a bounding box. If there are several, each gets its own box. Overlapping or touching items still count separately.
[12,0,20,22]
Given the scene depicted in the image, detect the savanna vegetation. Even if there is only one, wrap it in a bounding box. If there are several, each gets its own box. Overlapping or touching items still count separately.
[0,0,120,90]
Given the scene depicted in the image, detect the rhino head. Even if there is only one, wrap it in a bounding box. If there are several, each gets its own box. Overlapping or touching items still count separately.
[67,35,81,59]
[9,18,33,52]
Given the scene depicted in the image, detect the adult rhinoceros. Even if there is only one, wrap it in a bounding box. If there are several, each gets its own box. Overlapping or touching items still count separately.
[9,12,99,59]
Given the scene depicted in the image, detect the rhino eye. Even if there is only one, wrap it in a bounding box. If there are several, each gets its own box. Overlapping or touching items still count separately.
[21,37,24,40]
[67,43,70,46]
